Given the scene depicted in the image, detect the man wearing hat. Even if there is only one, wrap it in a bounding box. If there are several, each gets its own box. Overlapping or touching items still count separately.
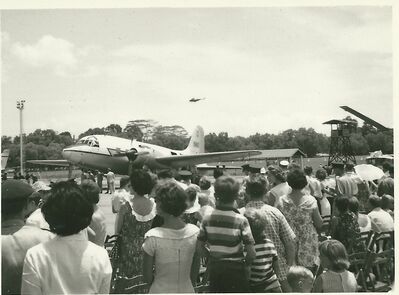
[178,170,200,191]
[279,160,289,171]
[2,180,53,295]
[25,181,52,230]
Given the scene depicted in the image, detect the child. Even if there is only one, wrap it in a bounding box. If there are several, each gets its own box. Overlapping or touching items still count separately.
[181,186,200,225]
[313,239,357,292]
[244,208,282,292]
[380,194,394,219]
[286,266,314,292]
[197,176,256,293]
[196,192,214,223]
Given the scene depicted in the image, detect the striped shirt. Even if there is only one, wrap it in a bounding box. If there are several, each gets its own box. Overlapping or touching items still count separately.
[197,207,254,260]
[250,238,279,289]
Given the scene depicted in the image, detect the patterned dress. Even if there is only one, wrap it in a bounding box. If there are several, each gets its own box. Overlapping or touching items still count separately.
[277,194,319,268]
[117,198,156,278]
[331,211,362,252]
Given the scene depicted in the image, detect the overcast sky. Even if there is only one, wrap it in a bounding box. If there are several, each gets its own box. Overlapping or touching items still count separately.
[1,6,393,139]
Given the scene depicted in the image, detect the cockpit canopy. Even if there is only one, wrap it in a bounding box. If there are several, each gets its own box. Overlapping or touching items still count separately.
[77,136,99,147]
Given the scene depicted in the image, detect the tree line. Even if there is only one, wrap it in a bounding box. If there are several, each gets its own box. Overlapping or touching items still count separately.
[1,117,393,169]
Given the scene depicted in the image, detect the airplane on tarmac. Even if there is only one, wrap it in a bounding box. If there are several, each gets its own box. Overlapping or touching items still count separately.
[189,98,206,102]
[28,126,261,175]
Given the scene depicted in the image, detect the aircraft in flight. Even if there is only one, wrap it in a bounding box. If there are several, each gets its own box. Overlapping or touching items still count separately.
[189,98,206,102]
[28,126,260,175]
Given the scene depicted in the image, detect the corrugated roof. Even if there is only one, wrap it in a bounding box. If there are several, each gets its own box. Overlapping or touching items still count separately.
[251,148,306,159]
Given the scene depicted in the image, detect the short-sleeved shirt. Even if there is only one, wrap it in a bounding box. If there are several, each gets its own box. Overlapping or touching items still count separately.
[250,238,280,290]
[197,207,255,261]
[336,173,360,197]
[243,201,296,281]
[368,207,394,233]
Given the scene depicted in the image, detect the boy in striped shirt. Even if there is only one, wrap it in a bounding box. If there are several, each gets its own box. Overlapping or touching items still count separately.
[244,208,282,292]
[197,176,256,293]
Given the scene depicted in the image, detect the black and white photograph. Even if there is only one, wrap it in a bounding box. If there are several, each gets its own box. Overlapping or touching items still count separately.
[1,1,396,294]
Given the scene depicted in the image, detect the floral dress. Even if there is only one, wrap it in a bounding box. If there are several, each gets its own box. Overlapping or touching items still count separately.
[277,194,319,268]
[181,202,200,225]
[117,198,156,278]
[331,211,362,252]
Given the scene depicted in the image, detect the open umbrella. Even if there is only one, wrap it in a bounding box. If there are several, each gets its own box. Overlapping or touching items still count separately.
[354,164,385,181]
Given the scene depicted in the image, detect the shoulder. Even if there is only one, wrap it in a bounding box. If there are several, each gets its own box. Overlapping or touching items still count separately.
[185,223,200,236]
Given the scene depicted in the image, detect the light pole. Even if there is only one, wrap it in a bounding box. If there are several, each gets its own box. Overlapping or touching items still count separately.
[16,100,25,176]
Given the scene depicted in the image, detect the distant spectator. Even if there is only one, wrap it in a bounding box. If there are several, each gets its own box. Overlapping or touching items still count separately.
[213,168,224,180]
[348,196,371,233]
[367,194,394,233]
[21,181,112,294]
[265,166,290,207]
[315,168,332,216]
[197,176,256,293]
[2,180,53,295]
[287,266,314,293]
[96,170,104,192]
[179,170,200,191]
[330,197,362,252]
[313,239,357,292]
[377,169,394,197]
[199,176,215,207]
[80,180,107,246]
[106,168,115,194]
[245,208,282,292]
[197,192,214,222]
[277,169,322,273]
[381,194,394,219]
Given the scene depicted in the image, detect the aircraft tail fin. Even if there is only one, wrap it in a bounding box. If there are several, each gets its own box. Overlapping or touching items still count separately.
[1,149,10,170]
[183,126,205,154]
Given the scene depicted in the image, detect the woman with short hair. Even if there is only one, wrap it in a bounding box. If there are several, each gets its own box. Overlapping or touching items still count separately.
[277,169,323,272]
[21,181,112,294]
[143,181,200,293]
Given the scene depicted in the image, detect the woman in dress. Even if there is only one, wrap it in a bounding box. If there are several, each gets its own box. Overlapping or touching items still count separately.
[143,181,200,293]
[116,169,156,278]
[277,168,323,273]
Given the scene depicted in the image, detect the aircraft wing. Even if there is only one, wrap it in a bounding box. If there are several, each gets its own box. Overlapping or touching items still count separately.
[27,160,71,167]
[156,150,261,168]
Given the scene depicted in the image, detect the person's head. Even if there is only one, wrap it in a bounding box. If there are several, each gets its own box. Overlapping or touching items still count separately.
[335,196,349,214]
[198,192,210,207]
[185,186,198,207]
[214,176,240,204]
[154,181,187,217]
[80,180,100,204]
[368,194,381,210]
[388,165,394,178]
[345,163,355,172]
[130,169,154,196]
[287,266,314,292]
[267,165,286,184]
[287,162,300,171]
[42,181,94,236]
[286,169,308,190]
[179,170,192,183]
[304,166,313,176]
[157,168,173,180]
[1,179,36,220]
[119,176,130,190]
[199,176,211,190]
[325,166,333,176]
[332,163,345,176]
[381,194,394,210]
[348,196,360,215]
[213,168,224,179]
[382,162,391,173]
[279,160,289,170]
[315,168,327,181]
[242,164,250,176]
[319,239,350,271]
[245,175,267,200]
[244,208,267,243]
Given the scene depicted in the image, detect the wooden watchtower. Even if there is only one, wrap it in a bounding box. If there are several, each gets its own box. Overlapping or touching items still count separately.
[323,119,357,166]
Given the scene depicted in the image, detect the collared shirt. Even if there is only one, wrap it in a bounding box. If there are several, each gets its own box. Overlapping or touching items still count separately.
[25,208,50,230]
[21,231,112,295]
[336,173,359,197]
[1,218,25,235]
[243,201,296,281]
[368,207,394,233]
[2,224,53,295]
[198,206,254,261]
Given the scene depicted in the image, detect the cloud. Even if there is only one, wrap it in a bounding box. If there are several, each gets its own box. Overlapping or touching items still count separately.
[10,35,101,77]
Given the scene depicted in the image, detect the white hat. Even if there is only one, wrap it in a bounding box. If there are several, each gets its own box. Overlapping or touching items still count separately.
[279,160,289,167]
[31,181,51,192]
[260,167,266,174]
